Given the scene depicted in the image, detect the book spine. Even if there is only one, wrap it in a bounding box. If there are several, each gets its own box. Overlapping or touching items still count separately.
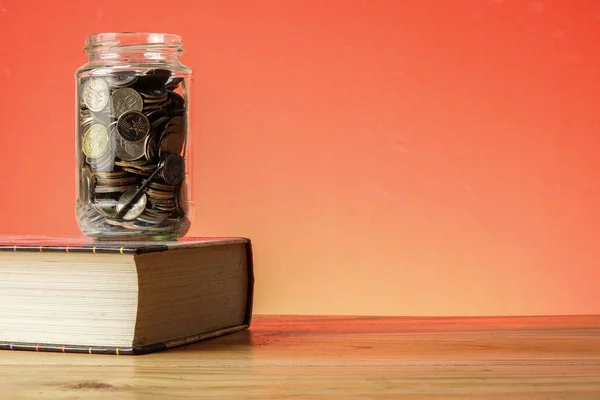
[0,342,142,355]
[0,245,169,254]
[0,325,249,356]
[0,245,137,254]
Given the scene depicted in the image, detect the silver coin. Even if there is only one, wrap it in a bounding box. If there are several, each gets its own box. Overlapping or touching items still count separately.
[116,190,147,221]
[110,88,143,117]
[94,184,138,193]
[109,127,146,161]
[92,199,119,217]
[104,72,138,87]
[82,78,109,112]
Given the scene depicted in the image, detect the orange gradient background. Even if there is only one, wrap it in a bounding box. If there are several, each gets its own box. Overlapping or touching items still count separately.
[1,0,600,316]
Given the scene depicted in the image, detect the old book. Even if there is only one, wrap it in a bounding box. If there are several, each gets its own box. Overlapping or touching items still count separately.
[0,236,254,355]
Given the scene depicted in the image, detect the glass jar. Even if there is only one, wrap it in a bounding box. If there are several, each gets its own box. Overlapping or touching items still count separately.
[75,32,193,240]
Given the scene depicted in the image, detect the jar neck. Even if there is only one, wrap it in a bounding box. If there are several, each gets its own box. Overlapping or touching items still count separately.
[87,48,182,64]
[84,33,184,65]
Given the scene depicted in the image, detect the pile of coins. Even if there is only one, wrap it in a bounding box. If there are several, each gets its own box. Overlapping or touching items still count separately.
[76,69,190,238]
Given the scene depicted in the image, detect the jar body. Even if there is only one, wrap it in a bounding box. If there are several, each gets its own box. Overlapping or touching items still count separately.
[75,33,193,240]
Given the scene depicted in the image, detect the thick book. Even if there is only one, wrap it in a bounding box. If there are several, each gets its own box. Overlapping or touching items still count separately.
[0,236,254,355]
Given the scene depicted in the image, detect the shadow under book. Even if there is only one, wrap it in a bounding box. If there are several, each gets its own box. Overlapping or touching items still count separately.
[0,236,254,355]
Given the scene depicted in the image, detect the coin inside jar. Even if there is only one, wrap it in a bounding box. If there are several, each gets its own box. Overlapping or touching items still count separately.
[92,198,119,217]
[94,184,138,193]
[104,71,138,87]
[144,132,160,162]
[146,188,175,199]
[109,127,146,161]
[82,78,109,112]
[148,196,175,205]
[147,181,176,191]
[95,174,138,186]
[110,88,144,117]
[167,116,185,128]
[82,124,109,159]
[160,153,185,185]
[115,190,147,221]
[158,132,184,157]
[121,167,152,176]
[175,182,189,217]
[117,111,150,141]
[95,170,130,179]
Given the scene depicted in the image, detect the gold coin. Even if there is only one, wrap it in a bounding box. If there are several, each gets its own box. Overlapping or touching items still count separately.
[95,170,129,179]
[82,124,109,159]
[146,189,175,199]
[122,167,152,176]
[114,159,149,167]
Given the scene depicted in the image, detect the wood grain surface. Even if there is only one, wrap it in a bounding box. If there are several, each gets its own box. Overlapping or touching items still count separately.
[1,315,599,399]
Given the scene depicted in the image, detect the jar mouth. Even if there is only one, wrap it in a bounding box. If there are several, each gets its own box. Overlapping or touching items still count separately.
[84,32,183,53]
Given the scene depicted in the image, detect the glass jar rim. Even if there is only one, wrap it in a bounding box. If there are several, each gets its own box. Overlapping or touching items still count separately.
[84,32,183,53]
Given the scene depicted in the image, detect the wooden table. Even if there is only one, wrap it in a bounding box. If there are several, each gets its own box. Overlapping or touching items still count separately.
[1,315,599,399]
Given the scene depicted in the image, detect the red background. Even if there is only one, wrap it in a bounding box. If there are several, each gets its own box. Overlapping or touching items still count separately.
[1,0,600,316]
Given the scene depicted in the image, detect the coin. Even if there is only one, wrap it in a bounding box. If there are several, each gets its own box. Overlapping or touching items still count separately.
[143,96,167,103]
[160,125,182,139]
[95,170,129,179]
[160,153,185,185]
[145,109,168,122]
[136,215,163,225]
[124,222,172,232]
[143,103,169,111]
[153,205,176,212]
[159,132,184,157]
[114,159,148,167]
[111,88,143,117]
[116,190,147,221]
[96,175,138,186]
[122,167,152,176]
[82,78,110,112]
[104,71,138,87]
[94,184,138,193]
[175,182,189,217]
[144,208,172,218]
[144,132,159,162]
[92,199,119,217]
[168,116,185,128]
[109,127,146,161]
[147,181,175,191]
[146,189,175,199]
[105,218,134,228]
[153,206,176,212]
[140,89,167,99]
[82,124,109,159]
[80,168,94,203]
[165,76,183,90]
[117,111,150,141]
[88,152,115,172]
[147,68,172,77]
[136,210,170,225]
[167,91,185,116]
[80,119,95,137]
[148,197,175,205]
[150,116,170,133]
